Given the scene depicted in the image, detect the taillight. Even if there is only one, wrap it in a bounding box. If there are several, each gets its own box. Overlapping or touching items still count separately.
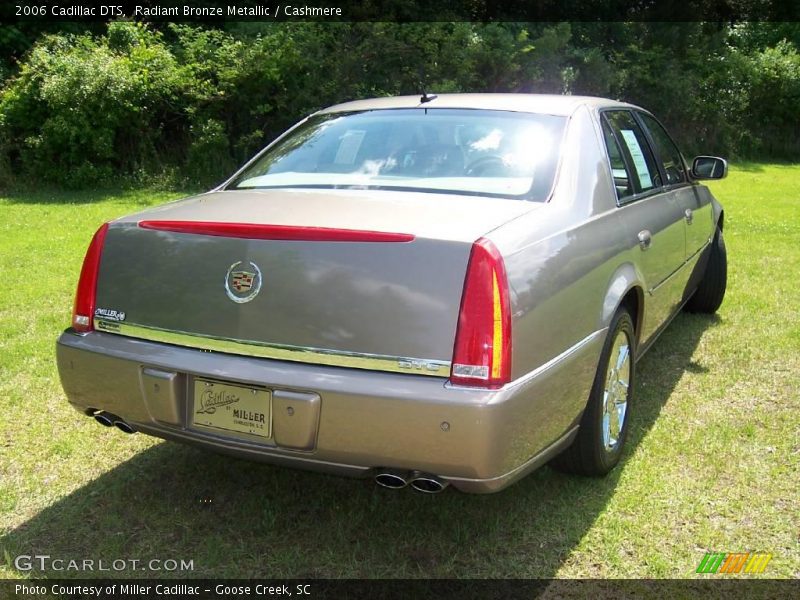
[71,223,109,333]
[450,238,512,388]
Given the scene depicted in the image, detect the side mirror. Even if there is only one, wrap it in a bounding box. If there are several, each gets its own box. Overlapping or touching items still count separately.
[691,156,728,180]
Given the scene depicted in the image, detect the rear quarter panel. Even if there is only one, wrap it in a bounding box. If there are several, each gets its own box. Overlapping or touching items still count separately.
[488,105,642,434]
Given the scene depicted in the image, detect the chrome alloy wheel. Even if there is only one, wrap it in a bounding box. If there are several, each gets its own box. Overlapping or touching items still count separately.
[601,329,631,451]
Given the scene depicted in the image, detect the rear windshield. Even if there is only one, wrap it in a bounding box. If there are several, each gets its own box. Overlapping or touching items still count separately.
[229,108,566,200]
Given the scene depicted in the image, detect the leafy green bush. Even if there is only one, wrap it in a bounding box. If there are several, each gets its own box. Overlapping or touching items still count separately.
[746,40,800,158]
[0,22,191,188]
[185,118,233,188]
[1,21,798,190]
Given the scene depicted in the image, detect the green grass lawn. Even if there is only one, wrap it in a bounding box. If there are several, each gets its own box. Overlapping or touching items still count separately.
[0,167,798,579]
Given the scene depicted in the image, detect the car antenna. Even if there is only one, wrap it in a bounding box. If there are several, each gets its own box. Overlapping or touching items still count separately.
[420,88,437,104]
[417,66,437,104]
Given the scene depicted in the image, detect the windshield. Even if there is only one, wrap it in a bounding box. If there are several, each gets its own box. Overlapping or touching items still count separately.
[229,108,566,200]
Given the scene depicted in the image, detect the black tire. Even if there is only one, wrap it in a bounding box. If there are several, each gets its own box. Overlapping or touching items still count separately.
[551,308,636,476]
[685,227,727,314]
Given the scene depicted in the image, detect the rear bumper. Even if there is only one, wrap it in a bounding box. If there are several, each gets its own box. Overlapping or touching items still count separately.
[56,329,603,493]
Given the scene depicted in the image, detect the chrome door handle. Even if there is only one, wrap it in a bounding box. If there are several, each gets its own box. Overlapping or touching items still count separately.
[637,230,652,251]
[684,208,694,224]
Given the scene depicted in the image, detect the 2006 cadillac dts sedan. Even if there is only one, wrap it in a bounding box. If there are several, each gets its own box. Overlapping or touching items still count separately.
[57,94,728,493]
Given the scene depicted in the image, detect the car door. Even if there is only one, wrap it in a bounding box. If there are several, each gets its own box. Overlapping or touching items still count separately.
[601,110,686,343]
[635,111,715,263]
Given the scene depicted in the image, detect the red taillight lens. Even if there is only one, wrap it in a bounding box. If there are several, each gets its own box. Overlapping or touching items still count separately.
[450,238,512,388]
[71,223,109,333]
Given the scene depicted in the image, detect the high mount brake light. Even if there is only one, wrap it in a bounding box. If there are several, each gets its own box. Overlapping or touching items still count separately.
[137,221,414,243]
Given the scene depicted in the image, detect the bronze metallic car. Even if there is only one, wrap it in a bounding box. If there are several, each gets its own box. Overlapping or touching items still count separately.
[56,94,727,493]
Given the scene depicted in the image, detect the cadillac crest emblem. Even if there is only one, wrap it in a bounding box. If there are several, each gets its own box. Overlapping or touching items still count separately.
[225,261,262,303]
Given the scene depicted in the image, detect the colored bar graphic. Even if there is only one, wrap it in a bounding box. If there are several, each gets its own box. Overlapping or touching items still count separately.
[720,553,748,573]
[696,552,726,574]
[697,552,772,574]
[744,553,772,574]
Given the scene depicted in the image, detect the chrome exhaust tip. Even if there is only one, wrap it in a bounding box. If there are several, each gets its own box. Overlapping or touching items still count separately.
[410,475,449,494]
[374,470,409,490]
[114,420,136,434]
[93,412,115,427]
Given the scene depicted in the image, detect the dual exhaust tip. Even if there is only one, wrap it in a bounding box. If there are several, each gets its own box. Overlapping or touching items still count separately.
[374,469,448,494]
[90,410,136,434]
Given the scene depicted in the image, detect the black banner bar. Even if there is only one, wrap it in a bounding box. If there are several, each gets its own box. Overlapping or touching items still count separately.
[1,579,799,600]
[3,0,800,23]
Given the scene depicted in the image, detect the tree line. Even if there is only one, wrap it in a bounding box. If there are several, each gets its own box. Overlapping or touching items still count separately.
[1,21,798,189]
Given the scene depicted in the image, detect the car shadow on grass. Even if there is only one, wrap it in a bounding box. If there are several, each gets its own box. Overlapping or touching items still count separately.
[1,313,721,579]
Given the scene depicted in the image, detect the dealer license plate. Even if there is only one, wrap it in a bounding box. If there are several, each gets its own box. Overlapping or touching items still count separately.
[192,378,271,439]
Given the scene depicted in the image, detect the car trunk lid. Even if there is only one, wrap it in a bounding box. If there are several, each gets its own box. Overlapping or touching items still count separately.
[93,189,537,371]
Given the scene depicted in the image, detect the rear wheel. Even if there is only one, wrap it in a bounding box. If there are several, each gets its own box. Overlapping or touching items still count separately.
[685,226,727,314]
[551,308,635,476]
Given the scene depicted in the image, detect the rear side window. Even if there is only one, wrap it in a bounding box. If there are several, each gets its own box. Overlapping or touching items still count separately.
[638,112,687,185]
[603,110,662,193]
[601,120,634,200]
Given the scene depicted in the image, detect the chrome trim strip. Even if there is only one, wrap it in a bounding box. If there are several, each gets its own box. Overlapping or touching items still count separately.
[503,328,606,390]
[93,320,451,377]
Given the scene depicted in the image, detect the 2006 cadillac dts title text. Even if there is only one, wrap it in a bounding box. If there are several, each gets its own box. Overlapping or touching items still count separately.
[17,4,343,17]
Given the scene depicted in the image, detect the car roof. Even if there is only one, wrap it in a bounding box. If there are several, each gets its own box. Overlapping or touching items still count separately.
[318,93,640,117]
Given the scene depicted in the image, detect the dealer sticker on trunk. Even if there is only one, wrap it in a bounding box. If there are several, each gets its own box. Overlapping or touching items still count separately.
[192,378,271,440]
[94,307,126,322]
